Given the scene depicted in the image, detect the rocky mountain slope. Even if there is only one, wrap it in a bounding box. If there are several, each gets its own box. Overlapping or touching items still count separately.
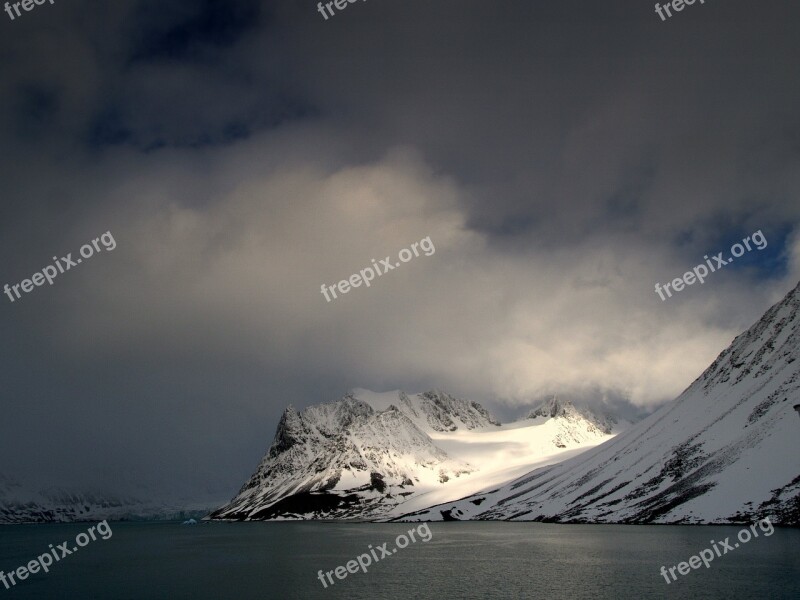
[209,389,623,521]
[399,281,800,525]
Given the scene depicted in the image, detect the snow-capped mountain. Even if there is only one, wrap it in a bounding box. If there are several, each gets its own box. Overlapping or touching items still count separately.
[0,474,213,523]
[523,396,620,447]
[209,389,625,521]
[210,392,477,520]
[399,281,800,525]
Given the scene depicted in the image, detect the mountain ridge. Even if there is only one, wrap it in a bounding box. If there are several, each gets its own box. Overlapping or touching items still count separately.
[209,388,623,521]
[0,474,215,524]
[396,281,800,525]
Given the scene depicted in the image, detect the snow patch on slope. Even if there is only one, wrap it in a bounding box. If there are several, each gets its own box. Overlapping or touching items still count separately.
[398,281,800,525]
[210,389,623,520]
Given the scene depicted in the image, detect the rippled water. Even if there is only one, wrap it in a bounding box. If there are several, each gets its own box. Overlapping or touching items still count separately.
[0,521,797,599]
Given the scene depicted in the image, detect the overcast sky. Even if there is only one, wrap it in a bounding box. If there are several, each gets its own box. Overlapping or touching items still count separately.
[1,0,799,503]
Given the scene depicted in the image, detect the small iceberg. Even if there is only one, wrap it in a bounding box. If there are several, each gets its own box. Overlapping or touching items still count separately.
[181,518,198,525]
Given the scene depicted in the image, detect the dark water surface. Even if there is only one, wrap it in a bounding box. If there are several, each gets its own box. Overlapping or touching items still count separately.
[0,521,797,599]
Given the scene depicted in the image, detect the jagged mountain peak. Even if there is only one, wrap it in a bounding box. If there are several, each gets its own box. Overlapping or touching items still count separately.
[269,405,303,456]
[211,389,487,520]
[209,387,622,521]
[351,388,501,432]
[524,396,619,436]
[526,396,579,419]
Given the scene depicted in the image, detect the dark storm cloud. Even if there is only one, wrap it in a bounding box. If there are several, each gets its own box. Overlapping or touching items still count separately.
[0,0,798,501]
[127,0,264,62]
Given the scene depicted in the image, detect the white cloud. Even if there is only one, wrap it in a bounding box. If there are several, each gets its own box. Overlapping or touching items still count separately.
[48,139,796,412]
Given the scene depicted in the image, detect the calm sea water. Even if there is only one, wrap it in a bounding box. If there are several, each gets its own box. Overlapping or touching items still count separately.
[0,521,797,599]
